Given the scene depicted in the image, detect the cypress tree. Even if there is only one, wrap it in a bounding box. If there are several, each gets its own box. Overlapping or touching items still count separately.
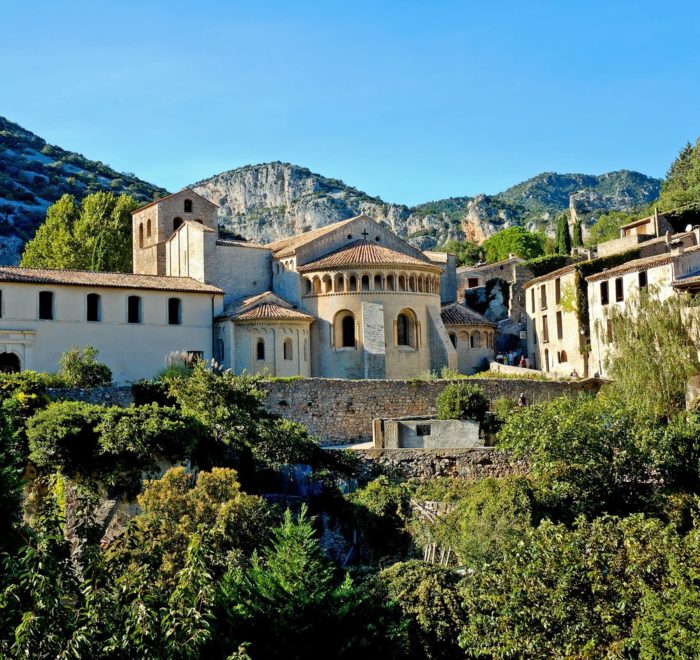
[555,214,572,255]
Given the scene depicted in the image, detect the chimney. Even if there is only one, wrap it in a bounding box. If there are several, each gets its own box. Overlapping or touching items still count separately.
[671,239,685,257]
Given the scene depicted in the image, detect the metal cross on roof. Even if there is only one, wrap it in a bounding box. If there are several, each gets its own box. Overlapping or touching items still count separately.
[361,229,369,239]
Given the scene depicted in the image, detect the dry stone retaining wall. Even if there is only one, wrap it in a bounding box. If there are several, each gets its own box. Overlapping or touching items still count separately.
[262,377,601,445]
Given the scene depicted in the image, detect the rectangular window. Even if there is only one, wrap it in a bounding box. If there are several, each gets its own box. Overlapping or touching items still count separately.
[168,298,182,325]
[555,278,561,305]
[531,288,535,312]
[556,311,563,340]
[185,351,203,368]
[615,277,624,302]
[127,295,142,324]
[416,424,431,437]
[540,285,547,310]
[601,281,609,306]
[39,291,54,320]
[638,270,648,288]
[467,277,479,288]
[542,315,549,343]
[0,290,3,318]
[86,293,101,322]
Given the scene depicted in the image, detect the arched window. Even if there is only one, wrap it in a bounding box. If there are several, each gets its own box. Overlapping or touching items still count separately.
[323,275,332,293]
[361,275,370,291]
[349,275,358,292]
[313,277,322,294]
[173,217,184,231]
[334,274,345,292]
[559,350,568,363]
[283,337,293,360]
[449,332,457,348]
[256,338,265,360]
[216,339,225,363]
[0,352,20,374]
[146,219,152,238]
[408,275,416,292]
[396,309,417,348]
[139,223,144,248]
[398,275,406,291]
[168,297,182,325]
[334,310,356,349]
[374,274,383,290]
[303,338,308,361]
[127,295,142,324]
[184,199,193,213]
[304,279,312,295]
[470,331,481,349]
[86,293,101,322]
[386,274,395,291]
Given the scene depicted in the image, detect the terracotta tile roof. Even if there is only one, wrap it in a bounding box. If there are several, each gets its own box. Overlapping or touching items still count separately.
[441,302,496,327]
[216,239,267,249]
[132,188,218,214]
[0,267,223,294]
[297,239,437,272]
[266,217,358,257]
[585,245,700,282]
[673,274,700,290]
[180,220,215,233]
[234,302,314,321]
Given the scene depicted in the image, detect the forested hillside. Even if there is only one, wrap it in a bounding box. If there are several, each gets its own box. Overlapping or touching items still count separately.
[0,116,167,264]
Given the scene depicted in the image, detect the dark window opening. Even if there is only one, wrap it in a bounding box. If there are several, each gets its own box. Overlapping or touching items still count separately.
[615,277,624,302]
[256,339,265,360]
[342,315,355,347]
[87,293,101,322]
[556,311,563,340]
[173,217,184,231]
[397,313,409,346]
[39,291,54,320]
[468,277,479,288]
[0,352,20,374]
[127,295,142,323]
[168,298,182,325]
[416,424,431,437]
[542,315,549,343]
[184,199,193,213]
[638,270,648,288]
[555,278,561,304]
[601,281,609,306]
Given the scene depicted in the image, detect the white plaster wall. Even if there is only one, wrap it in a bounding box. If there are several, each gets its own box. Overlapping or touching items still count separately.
[0,282,222,383]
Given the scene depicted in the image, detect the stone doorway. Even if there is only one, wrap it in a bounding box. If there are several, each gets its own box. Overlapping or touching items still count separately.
[0,352,20,373]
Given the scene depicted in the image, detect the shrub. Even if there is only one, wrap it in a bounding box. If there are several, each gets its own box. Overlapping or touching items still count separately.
[58,346,112,387]
[436,382,488,422]
[27,401,103,476]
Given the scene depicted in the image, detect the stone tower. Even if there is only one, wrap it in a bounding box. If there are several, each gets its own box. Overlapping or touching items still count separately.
[131,189,218,275]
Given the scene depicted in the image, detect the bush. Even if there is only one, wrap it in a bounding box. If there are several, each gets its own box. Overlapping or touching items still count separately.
[58,346,111,387]
[436,382,488,422]
[27,401,103,476]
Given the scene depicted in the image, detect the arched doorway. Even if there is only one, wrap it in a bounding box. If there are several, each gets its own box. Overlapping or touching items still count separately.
[0,352,20,373]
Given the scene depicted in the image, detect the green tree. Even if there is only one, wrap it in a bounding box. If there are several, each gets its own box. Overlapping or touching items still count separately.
[602,288,700,417]
[59,345,112,387]
[481,226,546,263]
[436,382,488,422]
[586,209,638,246]
[434,239,482,266]
[572,217,583,248]
[657,138,700,211]
[219,506,368,658]
[21,191,138,271]
[555,213,572,255]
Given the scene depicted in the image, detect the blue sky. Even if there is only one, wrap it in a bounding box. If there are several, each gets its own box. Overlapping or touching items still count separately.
[2,0,699,205]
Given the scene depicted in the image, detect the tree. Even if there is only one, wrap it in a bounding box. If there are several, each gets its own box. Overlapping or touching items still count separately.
[555,213,572,255]
[436,382,488,422]
[21,191,138,271]
[603,288,700,417]
[481,227,546,263]
[657,138,700,211]
[572,217,583,248]
[59,345,112,387]
[586,210,638,246]
[434,240,482,266]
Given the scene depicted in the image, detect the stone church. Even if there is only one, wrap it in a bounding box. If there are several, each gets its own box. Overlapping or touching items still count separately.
[0,189,494,382]
[133,188,495,379]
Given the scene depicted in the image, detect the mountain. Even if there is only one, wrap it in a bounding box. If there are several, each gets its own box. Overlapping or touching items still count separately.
[192,163,662,249]
[0,116,168,264]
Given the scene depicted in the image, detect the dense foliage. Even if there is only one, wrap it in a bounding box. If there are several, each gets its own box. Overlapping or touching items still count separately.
[658,138,700,211]
[21,191,139,271]
[58,345,112,387]
[436,382,488,422]
[433,239,482,266]
[554,213,571,255]
[481,226,546,262]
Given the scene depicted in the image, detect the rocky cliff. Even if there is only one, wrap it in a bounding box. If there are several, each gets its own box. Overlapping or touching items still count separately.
[192,163,661,249]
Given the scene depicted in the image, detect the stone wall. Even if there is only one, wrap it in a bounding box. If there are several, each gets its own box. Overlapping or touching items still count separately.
[46,386,134,406]
[262,377,601,445]
[352,447,528,480]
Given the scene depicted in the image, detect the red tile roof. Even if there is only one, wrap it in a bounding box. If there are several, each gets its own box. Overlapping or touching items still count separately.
[0,267,223,294]
[297,239,438,272]
[440,303,496,327]
[234,302,314,321]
